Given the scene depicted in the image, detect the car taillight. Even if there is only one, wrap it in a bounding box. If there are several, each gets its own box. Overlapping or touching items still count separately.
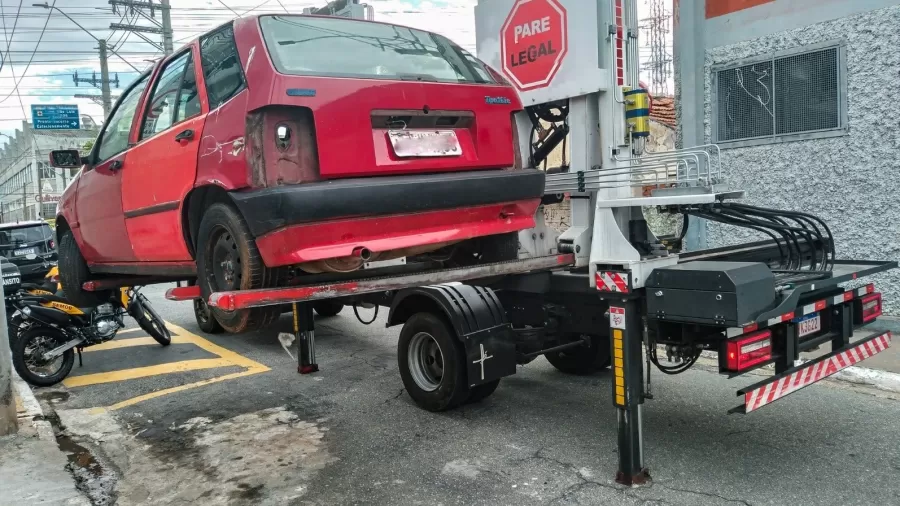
[725,330,772,372]
[856,293,882,323]
[49,239,55,249]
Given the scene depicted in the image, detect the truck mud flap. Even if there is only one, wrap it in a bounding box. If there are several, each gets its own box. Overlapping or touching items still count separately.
[731,330,892,414]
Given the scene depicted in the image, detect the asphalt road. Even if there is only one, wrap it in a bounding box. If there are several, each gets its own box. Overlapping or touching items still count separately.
[36,284,900,506]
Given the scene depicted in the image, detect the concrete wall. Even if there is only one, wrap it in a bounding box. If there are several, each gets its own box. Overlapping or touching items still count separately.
[695,4,900,315]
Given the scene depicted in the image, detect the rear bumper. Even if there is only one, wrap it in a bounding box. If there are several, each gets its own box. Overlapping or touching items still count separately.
[229,169,545,237]
[255,199,540,267]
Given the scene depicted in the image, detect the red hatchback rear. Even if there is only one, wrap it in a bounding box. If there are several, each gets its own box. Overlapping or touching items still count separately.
[52,15,544,333]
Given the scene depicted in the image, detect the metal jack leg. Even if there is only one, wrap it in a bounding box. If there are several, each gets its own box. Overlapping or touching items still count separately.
[609,297,650,486]
[293,302,318,374]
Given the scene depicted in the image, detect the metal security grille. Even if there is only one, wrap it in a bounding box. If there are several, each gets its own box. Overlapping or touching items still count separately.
[715,46,842,144]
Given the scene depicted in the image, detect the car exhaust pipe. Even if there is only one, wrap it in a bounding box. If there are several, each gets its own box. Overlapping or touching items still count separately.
[352,247,372,262]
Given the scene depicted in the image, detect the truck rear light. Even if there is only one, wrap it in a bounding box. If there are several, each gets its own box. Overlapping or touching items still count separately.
[725,330,772,372]
[856,293,882,323]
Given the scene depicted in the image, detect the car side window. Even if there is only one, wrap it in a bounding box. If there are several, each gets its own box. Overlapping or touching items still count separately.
[200,25,246,109]
[96,75,149,163]
[140,51,200,140]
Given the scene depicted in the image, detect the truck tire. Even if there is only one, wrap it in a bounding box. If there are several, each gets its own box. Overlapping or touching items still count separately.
[397,313,471,412]
[314,300,343,317]
[196,203,282,334]
[465,379,500,404]
[545,334,611,375]
[58,230,110,307]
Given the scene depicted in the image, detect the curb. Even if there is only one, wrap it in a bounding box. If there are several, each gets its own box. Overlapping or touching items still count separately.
[12,374,55,441]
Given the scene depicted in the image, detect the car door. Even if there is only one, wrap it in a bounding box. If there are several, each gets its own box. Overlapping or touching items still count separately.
[122,46,208,261]
[74,74,150,262]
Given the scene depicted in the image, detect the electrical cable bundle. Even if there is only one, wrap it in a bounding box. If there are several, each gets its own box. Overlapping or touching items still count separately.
[649,345,699,375]
[682,202,835,276]
[526,100,569,169]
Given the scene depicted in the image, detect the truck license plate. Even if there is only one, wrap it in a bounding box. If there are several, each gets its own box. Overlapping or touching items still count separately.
[13,248,35,256]
[388,130,462,158]
[795,314,821,337]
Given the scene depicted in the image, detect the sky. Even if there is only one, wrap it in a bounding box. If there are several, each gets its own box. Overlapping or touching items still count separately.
[0,0,671,141]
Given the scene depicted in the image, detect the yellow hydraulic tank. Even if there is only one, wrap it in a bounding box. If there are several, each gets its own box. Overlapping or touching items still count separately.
[623,87,650,139]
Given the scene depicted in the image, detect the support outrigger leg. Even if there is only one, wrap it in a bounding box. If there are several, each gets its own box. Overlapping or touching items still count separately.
[609,297,650,486]
[293,302,318,374]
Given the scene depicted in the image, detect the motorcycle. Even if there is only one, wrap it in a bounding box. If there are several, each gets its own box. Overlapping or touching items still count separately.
[7,267,171,386]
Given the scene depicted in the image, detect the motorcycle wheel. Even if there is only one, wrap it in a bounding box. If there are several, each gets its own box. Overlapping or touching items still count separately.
[128,293,172,346]
[7,312,27,347]
[13,327,75,387]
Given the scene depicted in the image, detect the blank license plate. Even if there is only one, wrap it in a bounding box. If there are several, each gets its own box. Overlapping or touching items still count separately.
[795,314,821,337]
[388,130,462,157]
[13,248,34,256]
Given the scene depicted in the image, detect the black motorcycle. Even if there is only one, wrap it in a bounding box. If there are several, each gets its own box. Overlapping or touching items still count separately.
[8,286,171,386]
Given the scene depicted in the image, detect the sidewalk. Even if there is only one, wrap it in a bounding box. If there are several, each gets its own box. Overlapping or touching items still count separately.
[0,374,88,506]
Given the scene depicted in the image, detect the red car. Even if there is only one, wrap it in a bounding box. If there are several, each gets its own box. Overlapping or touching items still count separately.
[49,15,544,333]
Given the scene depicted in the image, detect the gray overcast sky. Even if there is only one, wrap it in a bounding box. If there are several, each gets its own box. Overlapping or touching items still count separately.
[0,0,667,139]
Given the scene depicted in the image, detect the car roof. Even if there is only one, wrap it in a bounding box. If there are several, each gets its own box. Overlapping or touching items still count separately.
[0,220,49,230]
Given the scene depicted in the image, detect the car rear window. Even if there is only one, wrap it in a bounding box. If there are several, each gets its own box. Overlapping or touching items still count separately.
[0,225,51,246]
[259,15,495,84]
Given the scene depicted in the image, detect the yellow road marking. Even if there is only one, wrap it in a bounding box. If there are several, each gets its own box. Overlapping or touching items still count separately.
[95,367,268,413]
[165,321,267,370]
[70,320,272,410]
[63,358,236,388]
[82,336,190,352]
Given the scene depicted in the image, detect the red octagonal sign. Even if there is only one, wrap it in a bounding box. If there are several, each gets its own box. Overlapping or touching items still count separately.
[501,0,568,91]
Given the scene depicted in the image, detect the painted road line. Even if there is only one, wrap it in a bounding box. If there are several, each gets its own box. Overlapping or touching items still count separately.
[82,336,190,353]
[80,321,271,411]
[62,358,236,388]
[116,327,143,334]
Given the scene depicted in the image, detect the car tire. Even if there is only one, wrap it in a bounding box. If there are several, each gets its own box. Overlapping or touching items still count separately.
[313,300,343,317]
[545,334,611,375]
[196,203,283,334]
[58,230,110,307]
[188,279,224,334]
[397,313,470,412]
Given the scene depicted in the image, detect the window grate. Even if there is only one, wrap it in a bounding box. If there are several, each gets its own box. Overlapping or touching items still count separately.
[714,46,843,145]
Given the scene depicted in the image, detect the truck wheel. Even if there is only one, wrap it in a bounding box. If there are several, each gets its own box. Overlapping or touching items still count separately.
[398,313,470,412]
[58,230,110,307]
[189,280,224,334]
[314,300,343,317]
[196,203,282,334]
[465,379,500,404]
[545,334,611,375]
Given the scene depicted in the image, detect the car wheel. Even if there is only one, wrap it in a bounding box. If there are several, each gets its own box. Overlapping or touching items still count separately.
[196,203,283,334]
[397,313,470,412]
[545,334,611,375]
[58,230,110,307]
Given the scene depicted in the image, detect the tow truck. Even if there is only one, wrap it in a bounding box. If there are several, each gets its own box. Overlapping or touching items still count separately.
[130,0,893,484]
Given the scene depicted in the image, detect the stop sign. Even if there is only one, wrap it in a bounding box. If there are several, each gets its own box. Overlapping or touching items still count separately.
[500,0,568,91]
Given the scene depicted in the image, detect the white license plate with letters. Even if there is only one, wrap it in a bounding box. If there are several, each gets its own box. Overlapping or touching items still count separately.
[795,314,821,337]
[388,130,462,158]
[13,248,35,256]
[3,276,19,286]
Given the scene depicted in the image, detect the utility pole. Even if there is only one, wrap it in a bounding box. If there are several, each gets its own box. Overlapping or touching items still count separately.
[33,133,41,220]
[0,281,17,436]
[109,0,174,56]
[99,40,113,118]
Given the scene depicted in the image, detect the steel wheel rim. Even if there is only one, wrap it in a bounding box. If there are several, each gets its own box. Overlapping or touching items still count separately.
[209,226,241,291]
[408,332,444,392]
[194,299,211,324]
[23,335,65,378]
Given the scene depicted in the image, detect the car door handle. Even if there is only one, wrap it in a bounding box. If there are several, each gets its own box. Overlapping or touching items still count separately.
[109,160,123,172]
[174,129,194,142]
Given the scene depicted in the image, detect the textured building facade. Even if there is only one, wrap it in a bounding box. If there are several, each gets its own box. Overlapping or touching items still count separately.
[675,0,900,315]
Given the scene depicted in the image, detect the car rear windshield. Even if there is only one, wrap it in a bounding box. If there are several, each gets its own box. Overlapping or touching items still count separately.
[0,225,51,246]
[259,15,495,84]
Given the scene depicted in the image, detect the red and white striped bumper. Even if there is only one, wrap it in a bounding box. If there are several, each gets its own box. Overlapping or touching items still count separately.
[739,331,892,413]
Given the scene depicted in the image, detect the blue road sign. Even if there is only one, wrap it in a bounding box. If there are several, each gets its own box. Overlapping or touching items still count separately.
[31,104,80,130]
